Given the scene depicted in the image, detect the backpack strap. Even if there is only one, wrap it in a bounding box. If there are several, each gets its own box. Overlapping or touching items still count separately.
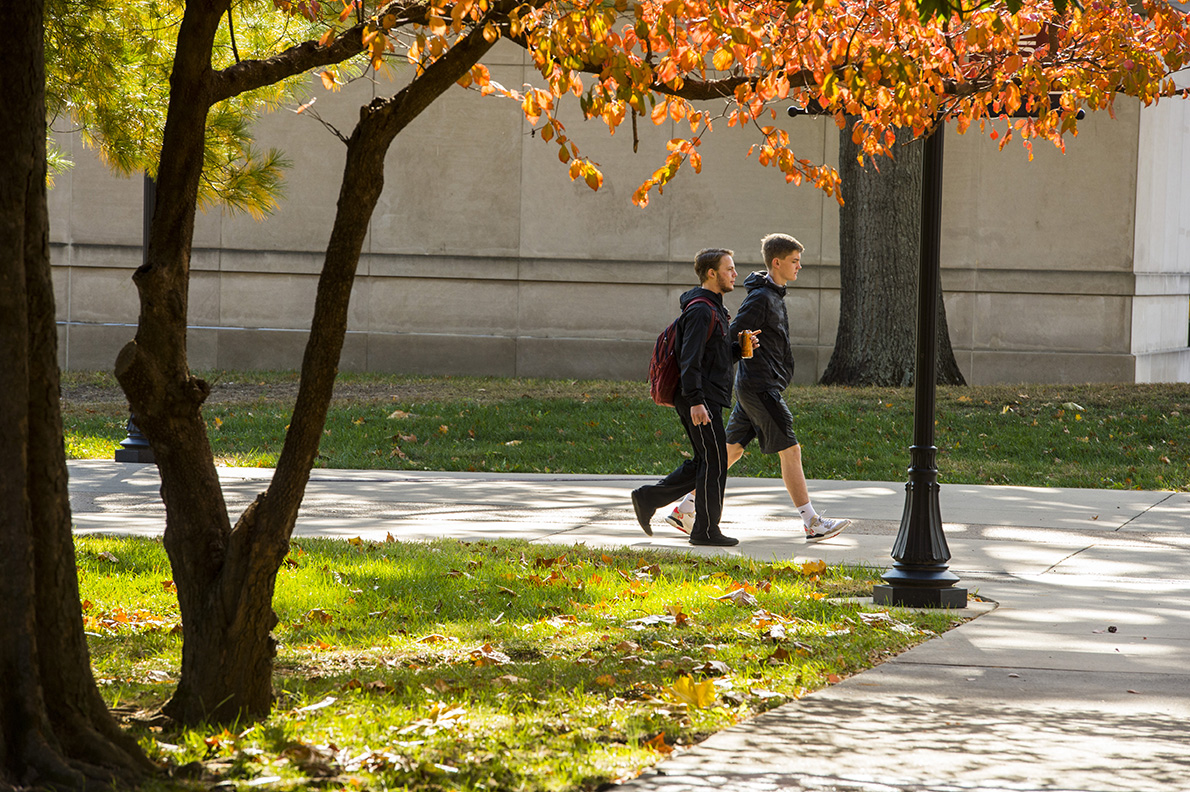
[684,296,720,339]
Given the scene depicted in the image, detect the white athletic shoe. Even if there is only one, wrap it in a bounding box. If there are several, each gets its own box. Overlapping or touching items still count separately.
[804,515,851,542]
[664,507,693,534]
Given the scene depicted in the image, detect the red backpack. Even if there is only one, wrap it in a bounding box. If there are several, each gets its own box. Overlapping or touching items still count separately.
[648,297,718,407]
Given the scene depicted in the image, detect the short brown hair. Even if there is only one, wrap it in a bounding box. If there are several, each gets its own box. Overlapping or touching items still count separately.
[694,248,733,283]
[761,233,804,268]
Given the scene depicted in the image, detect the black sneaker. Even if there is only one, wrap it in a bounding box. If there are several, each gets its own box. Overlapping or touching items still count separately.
[631,488,654,536]
[689,532,739,547]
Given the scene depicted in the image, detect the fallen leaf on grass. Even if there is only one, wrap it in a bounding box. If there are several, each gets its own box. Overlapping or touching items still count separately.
[799,559,827,575]
[859,611,918,634]
[470,643,510,666]
[304,608,333,624]
[416,633,457,644]
[398,701,466,737]
[749,688,784,699]
[280,741,339,776]
[664,675,716,709]
[493,674,527,687]
[626,613,679,630]
[713,588,758,606]
[694,659,730,676]
[294,696,337,714]
[643,733,674,755]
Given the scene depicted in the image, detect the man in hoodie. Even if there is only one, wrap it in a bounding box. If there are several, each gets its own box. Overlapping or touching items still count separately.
[665,234,851,542]
[631,248,750,547]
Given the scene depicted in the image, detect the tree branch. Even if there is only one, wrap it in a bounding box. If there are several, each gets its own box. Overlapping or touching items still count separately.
[207,1,430,104]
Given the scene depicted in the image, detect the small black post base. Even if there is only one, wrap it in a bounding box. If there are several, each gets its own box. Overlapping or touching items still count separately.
[114,414,155,464]
[873,582,968,609]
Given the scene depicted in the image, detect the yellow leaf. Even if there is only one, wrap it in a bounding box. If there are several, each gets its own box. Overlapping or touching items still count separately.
[800,559,827,575]
[305,609,333,624]
[595,674,617,687]
[483,22,499,42]
[348,536,363,546]
[667,675,715,708]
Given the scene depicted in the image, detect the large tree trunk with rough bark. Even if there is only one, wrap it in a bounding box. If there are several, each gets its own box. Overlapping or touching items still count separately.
[820,124,965,387]
[1,1,156,787]
[114,0,504,725]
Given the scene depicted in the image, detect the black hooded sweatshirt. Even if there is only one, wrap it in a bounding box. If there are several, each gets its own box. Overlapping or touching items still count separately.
[675,287,737,410]
[729,271,795,392]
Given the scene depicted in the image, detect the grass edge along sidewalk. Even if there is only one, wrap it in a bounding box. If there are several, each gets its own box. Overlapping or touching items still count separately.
[81,534,974,792]
[61,373,1190,491]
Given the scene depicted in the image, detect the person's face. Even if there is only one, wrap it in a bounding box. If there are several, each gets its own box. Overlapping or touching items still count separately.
[771,250,802,284]
[706,255,737,294]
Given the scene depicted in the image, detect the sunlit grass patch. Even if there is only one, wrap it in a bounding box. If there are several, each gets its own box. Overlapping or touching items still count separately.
[79,536,969,791]
[62,374,1190,490]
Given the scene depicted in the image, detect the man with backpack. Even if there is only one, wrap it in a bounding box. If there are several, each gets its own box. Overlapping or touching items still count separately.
[664,233,851,542]
[632,248,756,547]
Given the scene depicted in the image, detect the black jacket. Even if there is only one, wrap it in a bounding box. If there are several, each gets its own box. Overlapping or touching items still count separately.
[729,271,795,392]
[676,287,738,410]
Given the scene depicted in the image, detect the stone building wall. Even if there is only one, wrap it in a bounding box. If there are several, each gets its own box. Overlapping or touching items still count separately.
[49,43,1190,384]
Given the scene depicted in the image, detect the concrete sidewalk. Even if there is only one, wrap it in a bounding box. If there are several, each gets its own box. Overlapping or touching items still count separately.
[69,460,1190,792]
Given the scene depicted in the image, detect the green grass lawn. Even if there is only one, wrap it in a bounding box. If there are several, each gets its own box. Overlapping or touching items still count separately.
[63,372,1190,490]
[80,535,966,792]
[72,371,1159,789]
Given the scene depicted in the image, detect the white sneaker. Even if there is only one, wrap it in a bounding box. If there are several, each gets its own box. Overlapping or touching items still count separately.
[804,515,851,542]
[665,507,693,534]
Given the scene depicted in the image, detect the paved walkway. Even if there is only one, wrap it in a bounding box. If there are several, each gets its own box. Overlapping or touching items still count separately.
[69,460,1190,792]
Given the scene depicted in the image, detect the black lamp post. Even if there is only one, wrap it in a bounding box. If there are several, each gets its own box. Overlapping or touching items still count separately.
[871,124,966,608]
[114,174,156,464]
[788,103,965,607]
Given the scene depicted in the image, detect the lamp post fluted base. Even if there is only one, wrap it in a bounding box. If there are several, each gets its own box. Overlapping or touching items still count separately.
[114,413,156,464]
[874,448,967,609]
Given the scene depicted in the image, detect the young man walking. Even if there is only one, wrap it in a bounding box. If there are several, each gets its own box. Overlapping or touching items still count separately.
[632,248,750,547]
[665,233,851,542]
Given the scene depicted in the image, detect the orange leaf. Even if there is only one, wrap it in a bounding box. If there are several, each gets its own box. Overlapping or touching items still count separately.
[584,167,602,191]
[644,733,673,754]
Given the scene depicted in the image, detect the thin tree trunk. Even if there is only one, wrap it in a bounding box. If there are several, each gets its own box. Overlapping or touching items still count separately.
[821,124,965,387]
[116,0,504,724]
[1,0,154,786]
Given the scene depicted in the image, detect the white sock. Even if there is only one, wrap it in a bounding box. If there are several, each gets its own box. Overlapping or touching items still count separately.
[677,493,695,514]
[797,502,818,529]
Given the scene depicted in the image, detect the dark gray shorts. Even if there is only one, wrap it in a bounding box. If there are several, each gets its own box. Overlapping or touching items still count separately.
[725,388,798,455]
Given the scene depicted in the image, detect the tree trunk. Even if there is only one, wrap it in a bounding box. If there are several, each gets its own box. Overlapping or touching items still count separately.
[115,0,503,725]
[1,1,155,787]
[820,124,965,387]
